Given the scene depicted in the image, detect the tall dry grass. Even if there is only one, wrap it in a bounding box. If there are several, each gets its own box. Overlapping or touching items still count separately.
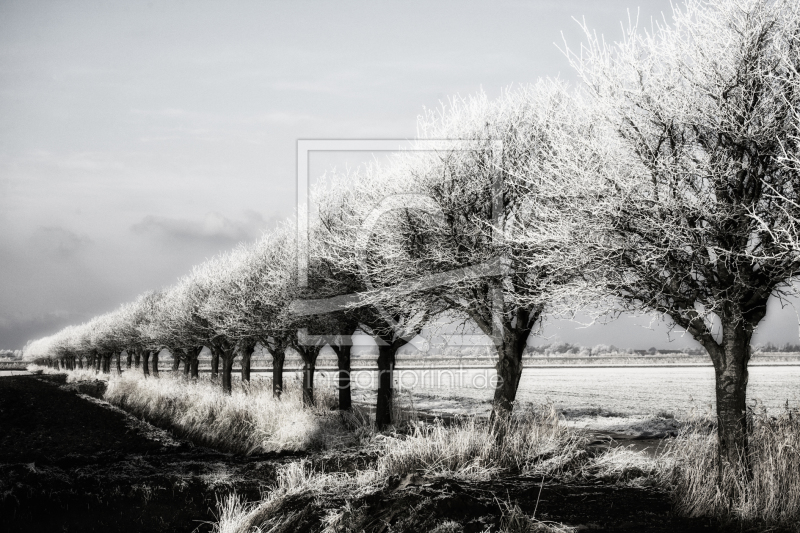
[105,372,364,453]
[661,406,800,531]
[375,406,588,480]
[212,406,616,533]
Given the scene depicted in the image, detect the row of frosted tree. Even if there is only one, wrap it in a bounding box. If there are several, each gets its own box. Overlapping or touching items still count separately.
[23,0,800,474]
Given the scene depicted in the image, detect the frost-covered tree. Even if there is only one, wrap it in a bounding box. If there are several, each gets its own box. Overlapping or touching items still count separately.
[318,82,590,416]
[315,164,447,425]
[563,0,800,470]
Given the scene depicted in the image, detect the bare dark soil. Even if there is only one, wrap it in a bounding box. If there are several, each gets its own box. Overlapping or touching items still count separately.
[0,375,291,533]
[0,374,764,533]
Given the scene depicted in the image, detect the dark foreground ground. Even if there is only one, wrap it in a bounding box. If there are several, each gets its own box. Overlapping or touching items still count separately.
[0,375,746,532]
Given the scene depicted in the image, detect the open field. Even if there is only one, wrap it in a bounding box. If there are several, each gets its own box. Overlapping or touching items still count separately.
[202,363,800,421]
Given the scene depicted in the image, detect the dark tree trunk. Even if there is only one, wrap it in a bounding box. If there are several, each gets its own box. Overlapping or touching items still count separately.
[102,353,111,374]
[489,307,538,418]
[115,352,122,374]
[375,343,398,428]
[302,360,316,406]
[77,357,83,370]
[152,351,160,377]
[142,351,151,377]
[492,336,527,415]
[221,355,235,394]
[240,342,255,382]
[190,356,199,379]
[677,297,767,478]
[272,349,285,398]
[126,351,132,369]
[134,351,141,369]
[172,354,181,372]
[707,323,754,476]
[331,344,352,411]
[211,349,220,379]
[211,337,238,394]
[183,346,201,379]
[295,344,322,407]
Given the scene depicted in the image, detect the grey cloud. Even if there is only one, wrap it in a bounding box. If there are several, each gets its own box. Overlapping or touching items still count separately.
[0,310,82,350]
[131,211,272,245]
[30,226,92,259]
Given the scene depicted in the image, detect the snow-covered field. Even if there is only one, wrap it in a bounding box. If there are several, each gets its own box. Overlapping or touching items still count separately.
[306,365,800,420]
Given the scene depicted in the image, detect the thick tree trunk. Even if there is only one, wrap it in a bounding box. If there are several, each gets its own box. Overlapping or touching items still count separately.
[190,356,199,379]
[115,352,122,374]
[126,351,132,369]
[211,349,220,379]
[77,357,83,370]
[221,355,235,394]
[332,344,352,411]
[490,307,537,417]
[295,344,322,407]
[272,349,285,398]
[151,351,160,377]
[142,351,151,377]
[134,351,141,369]
[180,346,200,379]
[375,344,397,428]
[492,339,526,414]
[240,343,254,382]
[708,324,753,477]
[102,353,111,374]
[172,354,181,372]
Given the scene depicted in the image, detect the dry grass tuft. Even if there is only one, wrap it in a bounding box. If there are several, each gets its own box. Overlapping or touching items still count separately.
[375,405,588,480]
[661,406,800,531]
[104,372,366,453]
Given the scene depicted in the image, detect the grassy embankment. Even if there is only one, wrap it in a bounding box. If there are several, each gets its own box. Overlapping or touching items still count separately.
[27,364,800,532]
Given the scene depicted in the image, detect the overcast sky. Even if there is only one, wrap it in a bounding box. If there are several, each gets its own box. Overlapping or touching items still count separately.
[2,0,799,350]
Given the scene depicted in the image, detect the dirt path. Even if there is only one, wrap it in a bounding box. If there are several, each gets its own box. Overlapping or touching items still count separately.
[0,375,285,533]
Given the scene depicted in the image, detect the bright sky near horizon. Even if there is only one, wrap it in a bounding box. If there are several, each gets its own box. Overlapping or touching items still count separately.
[2,0,799,350]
